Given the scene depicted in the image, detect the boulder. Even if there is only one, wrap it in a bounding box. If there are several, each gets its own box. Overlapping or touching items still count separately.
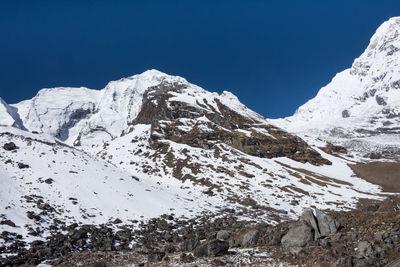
[0,220,16,227]
[17,163,29,169]
[216,230,230,241]
[241,229,259,247]
[281,221,314,249]
[180,238,199,251]
[113,218,122,224]
[147,251,165,262]
[357,241,373,259]
[315,209,338,236]
[300,208,320,239]
[3,142,16,151]
[193,240,229,257]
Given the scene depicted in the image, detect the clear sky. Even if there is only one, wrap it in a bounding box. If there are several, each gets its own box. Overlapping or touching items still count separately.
[1,1,400,118]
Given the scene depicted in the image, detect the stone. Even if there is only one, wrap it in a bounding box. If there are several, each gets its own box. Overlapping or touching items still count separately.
[3,142,16,151]
[180,238,199,251]
[300,208,320,239]
[281,221,314,249]
[357,241,373,259]
[193,240,229,257]
[241,229,259,247]
[113,218,122,224]
[17,163,29,169]
[193,242,209,257]
[216,230,230,241]
[333,256,353,267]
[88,262,107,267]
[0,219,16,227]
[44,178,54,184]
[208,239,229,256]
[315,209,338,236]
[147,251,165,262]
[180,252,195,263]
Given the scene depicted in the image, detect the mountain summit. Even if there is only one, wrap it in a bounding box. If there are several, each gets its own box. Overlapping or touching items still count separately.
[273,17,400,160]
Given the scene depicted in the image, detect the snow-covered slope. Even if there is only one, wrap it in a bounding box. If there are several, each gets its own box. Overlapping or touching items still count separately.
[2,52,394,247]
[272,17,400,160]
[13,70,190,146]
[0,126,229,243]
[0,98,24,129]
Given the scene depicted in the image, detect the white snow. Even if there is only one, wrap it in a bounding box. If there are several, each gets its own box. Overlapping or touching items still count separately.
[271,17,400,159]
[1,21,397,250]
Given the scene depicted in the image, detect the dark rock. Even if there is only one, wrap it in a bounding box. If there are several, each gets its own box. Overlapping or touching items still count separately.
[376,95,387,106]
[44,178,54,184]
[333,256,353,267]
[180,238,199,251]
[193,240,229,257]
[196,229,206,240]
[0,220,16,227]
[26,211,41,221]
[163,244,176,253]
[113,218,122,224]
[281,221,314,249]
[342,110,350,118]
[147,251,165,262]
[180,252,195,263]
[17,162,30,169]
[88,262,107,267]
[3,142,16,151]
[368,152,382,159]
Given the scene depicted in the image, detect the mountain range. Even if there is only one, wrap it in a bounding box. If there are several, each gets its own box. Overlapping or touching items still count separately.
[1,16,400,265]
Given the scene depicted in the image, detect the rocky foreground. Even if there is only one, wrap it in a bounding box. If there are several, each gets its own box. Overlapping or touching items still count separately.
[1,196,399,266]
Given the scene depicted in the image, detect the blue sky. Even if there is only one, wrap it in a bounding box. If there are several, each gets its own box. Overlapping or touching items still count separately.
[1,1,400,118]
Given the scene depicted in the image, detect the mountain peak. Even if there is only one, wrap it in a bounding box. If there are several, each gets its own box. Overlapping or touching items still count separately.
[367,16,400,51]
[121,69,188,86]
[273,16,400,160]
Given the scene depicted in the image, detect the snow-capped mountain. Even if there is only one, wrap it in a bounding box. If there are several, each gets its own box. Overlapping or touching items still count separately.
[3,17,400,251]
[0,69,384,246]
[272,17,400,160]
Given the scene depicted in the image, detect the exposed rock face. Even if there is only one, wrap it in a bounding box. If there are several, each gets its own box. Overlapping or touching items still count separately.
[131,79,330,165]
